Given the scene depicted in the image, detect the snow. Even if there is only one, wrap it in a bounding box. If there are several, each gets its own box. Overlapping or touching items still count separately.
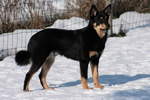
[50,17,88,29]
[53,0,66,10]
[0,12,150,100]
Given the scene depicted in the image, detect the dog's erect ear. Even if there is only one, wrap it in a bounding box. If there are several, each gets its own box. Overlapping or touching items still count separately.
[104,4,111,16]
[90,4,98,18]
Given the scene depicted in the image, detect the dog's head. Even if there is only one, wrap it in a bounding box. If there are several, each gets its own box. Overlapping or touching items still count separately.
[89,4,111,38]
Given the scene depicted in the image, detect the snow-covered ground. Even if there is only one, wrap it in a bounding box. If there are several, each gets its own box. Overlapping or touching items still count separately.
[0,12,150,100]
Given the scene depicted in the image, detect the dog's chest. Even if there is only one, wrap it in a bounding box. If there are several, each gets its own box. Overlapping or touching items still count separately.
[88,37,106,52]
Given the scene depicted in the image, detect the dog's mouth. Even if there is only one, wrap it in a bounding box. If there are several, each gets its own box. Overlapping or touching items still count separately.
[93,23,107,38]
[100,28,107,33]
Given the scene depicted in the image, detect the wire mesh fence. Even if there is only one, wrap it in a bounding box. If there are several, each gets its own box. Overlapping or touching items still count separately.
[0,0,150,60]
[111,0,150,35]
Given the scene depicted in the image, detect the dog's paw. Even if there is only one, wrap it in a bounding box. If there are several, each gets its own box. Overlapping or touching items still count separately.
[95,84,104,89]
[23,89,32,92]
[83,87,93,90]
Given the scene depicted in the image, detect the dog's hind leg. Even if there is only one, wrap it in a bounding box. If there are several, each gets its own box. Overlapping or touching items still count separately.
[24,64,41,91]
[23,53,48,91]
[39,53,55,90]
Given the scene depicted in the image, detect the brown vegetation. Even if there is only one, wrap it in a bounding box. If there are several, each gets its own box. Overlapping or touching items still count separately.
[112,0,150,18]
[0,0,150,34]
[0,0,58,34]
[65,0,106,19]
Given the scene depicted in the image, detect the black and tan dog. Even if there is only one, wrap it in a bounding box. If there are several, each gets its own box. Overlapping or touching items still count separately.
[15,4,111,91]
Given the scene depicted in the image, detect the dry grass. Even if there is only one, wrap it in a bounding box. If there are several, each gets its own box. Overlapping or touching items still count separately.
[0,0,59,34]
[65,0,106,19]
[113,0,150,18]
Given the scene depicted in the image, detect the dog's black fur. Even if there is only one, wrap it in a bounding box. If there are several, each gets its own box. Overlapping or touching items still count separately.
[15,4,111,91]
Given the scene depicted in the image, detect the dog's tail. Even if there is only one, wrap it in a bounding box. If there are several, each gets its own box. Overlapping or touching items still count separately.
[15,50,31,66]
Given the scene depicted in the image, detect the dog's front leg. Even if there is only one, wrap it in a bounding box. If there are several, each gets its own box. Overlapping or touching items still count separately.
[79,61,91,89]
[91,64,104,89]
[90,52,104,89]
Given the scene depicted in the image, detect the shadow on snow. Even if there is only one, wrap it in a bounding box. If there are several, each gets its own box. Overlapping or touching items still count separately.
[56,74,150,88]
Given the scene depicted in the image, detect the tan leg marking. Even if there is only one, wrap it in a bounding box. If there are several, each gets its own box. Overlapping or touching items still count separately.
[81,77,92,89]
[91,64,104,89]
[39,54,55,90]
